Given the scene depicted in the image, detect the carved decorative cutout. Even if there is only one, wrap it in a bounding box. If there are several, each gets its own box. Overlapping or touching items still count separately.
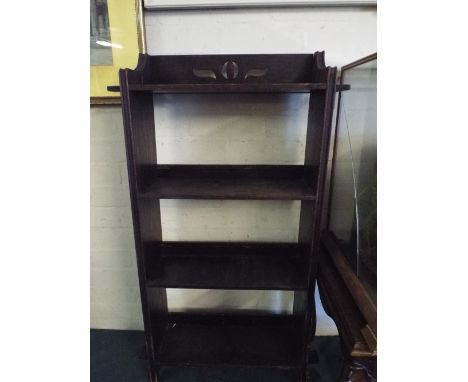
[221,61,239,80]
[192,61,270,82]
[193,68,217,80]
[244,68,268,79]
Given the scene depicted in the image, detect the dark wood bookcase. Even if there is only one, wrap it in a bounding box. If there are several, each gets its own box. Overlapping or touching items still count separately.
[115,52,339,382]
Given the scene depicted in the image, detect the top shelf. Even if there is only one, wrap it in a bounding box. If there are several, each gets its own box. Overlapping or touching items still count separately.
[108,83,349,94]
[110,53,348,94]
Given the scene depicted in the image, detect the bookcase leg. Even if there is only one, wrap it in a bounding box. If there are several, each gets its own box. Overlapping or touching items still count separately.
[147,363,158,382]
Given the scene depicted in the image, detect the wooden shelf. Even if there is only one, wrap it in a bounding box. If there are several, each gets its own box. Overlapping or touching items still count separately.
[139,165,318,200]
[108,83,349,93]
[158,366,300,382]
[129,83,327,93]
[154,313,303,368]
[117,52,339,380]
[144,242,307,290]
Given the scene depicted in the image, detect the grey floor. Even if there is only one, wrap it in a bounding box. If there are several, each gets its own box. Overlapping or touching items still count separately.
[91,330,343,382]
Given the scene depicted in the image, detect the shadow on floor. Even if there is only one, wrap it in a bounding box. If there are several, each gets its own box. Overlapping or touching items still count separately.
[91,330,342,382]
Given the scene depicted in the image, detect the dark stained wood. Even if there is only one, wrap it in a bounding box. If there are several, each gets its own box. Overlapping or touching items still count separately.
[138,165,318,200]
[108,83,349,93]
[321,232,377,334]
[325,53,376,229]
[292,290,308,316]
[338,84,351,91]
[361,325,377,353]
[296,52,338,381]
[130,54,318,84]
[129,82,328,93]
[107,85,121,92]
[157,366,300,381]
[117,51,340,382]
[144,242,307,290]
[317,249,375,358]
[119,68,167,381]
[339,358,377,382]
[341,53,377,72]
[319,53,377,381]
[153,313,303,368]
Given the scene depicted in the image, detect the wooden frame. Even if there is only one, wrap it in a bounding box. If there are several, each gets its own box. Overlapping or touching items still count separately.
[90,0,145,104]
[319,52,377,381]
[324,53,377,229]
[115,52,339,381]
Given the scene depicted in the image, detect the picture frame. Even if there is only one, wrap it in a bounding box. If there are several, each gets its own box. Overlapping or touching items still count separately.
[90,0,145,104]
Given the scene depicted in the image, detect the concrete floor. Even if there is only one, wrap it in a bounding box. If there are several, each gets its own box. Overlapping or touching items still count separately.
[91,330,343,382]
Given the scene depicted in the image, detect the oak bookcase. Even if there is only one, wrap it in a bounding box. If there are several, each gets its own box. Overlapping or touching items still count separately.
[114,52,340,382]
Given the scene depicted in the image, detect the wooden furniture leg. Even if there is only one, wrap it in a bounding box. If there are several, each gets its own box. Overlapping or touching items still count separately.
[339,357,376,382]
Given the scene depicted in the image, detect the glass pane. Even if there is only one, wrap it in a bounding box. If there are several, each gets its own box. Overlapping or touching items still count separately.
[329,58,377,303]
[90,0,113,66]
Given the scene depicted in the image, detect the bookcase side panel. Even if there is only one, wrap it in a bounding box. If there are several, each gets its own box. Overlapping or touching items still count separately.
[298,63,337,380]
[120,69,167,380]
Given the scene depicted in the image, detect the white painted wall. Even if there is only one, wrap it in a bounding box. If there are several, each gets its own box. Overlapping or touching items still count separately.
[90,5,376,335]
[91,106,142,330]
[144,6,376,61]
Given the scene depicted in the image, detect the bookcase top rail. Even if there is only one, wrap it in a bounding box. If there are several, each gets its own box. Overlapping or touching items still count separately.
[108,83,349,93]
[114,52,342,88]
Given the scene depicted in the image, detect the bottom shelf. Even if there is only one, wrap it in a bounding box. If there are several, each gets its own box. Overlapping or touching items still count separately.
[153,313,303,368]
[158,365,300,382]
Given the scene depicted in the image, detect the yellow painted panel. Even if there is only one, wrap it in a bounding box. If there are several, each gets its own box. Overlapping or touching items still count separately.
[90,0,142,99]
